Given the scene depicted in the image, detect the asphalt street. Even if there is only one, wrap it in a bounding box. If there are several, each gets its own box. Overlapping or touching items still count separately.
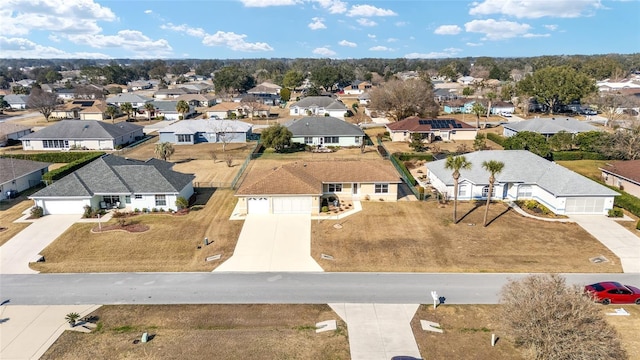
[2,272,637,306]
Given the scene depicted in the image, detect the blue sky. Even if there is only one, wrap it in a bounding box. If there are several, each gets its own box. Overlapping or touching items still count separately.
[1,0,638,59]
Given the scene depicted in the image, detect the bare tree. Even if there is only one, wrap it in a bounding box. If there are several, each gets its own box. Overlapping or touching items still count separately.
[500,274,627,360]
[208,120,234,152]
[27,87,58,122]
[240,95,265,119]
[368,79,438,121]
[586,91,635,127]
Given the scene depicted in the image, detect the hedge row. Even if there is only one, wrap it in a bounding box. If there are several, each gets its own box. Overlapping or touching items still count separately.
[486,133,506,146]
[1,151,104,163]
[551,151,608,161]
[390,153,417,186]
[394,153,434,162]
[42,152,105,183]
[613,190,640,218]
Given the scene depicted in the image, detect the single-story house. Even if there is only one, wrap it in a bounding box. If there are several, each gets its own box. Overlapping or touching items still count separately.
[503,117,600,138]
[21,120,144,151]
[235,160,401,215]
[128,80,153,91]
[151,100,194,121]
[343,81,373,95]
[4,94,29,110]
[386,117,477,143]
[0,158,50,200]
[106,93,153,108]
[247,82,281,95]
[178,83,212,94]
[175,94,215,107]
[286,116,365,148]
[56,88,76,101]
[29,154,195,215]
[50,100,106,121]
[158,119,252,145]
[434,88,459,103]
[442,98,473,114]
[154,88,188,100]
[490,101,516,115]
[0,122,32,147]
[358,93,370,105]
[600,160,640,199]
[289,96,348,118]
[206,102,269,119]
[426,150,619,215]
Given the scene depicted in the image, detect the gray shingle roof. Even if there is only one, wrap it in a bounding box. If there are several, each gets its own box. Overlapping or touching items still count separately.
[0,122,31,136]
[159,119,252,134]
[0,158,50,183]
[151,100,184,113]
[286,116,364,137]
[290,96,347,110]
[21,120,142,140]
[427,150,619,197]
[31,154,194,197]
[503,117,599,135]
[4,94,28,105]
[106,93,152,104]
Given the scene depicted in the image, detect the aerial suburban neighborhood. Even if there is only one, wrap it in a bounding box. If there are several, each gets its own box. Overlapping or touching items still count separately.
[1,1,640,359]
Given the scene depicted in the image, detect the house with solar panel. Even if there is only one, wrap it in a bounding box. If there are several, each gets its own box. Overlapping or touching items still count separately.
[385,117,477,143]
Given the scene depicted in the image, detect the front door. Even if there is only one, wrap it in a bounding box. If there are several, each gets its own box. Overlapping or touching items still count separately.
[353,183,358,195]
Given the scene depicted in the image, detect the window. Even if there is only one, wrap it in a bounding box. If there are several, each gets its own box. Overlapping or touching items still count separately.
[355,137,360,144]
[23,140,30,146]
[458,184,467,197]
[482,186,496,198]
[517,185,532,198]
[323,136,339,144]
[375,184,389,194]
[177,134,192,142]
[125,195,131,204]
[134,194,143,200]
[42,140,69,148]
[155,195,166,206]
[327,183,342,192]
[304,137,313,144]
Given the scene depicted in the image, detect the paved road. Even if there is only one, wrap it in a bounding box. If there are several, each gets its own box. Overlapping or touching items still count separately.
[2,273,637,305]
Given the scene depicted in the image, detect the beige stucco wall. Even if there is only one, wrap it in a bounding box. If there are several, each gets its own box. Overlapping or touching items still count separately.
[450,130,478,141]
[603,173,640,199]
[80,113,104,121]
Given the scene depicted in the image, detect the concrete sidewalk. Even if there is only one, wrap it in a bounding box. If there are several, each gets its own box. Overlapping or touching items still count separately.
[215,214,323,272]
[0,215,80,274]
[0,304,100,360]
[569,215,640,273]
[330,303,422,360]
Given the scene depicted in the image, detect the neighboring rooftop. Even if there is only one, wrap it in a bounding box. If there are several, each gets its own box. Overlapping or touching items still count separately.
[503,117,599,135]
[600,160,640,185]
[159,119,252,134]
[290,96,347,110]
[386,116,475,132]
[0,158,51,183]
[21,120,142,140]
[286,116,364,136]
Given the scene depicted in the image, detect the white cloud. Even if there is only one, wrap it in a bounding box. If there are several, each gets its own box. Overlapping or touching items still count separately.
[367,34,377,39]
[404,47,462,59]
[544,24,559,31]
[312,46,337,57]
[203,31,273,52]
[313,0,347,14]
[523,33,551,38]
[0,36,110,59]
[308,17,327,30]
[67,30,173,58]
[144,9,153,14]
[239,0,301,7]
[395,21,407,27]
[357,18,378,27]
[48,34,61,42]
[387,38,398,43]
[466,42,484,46]
[464,19,531,40]
[161,23,207,38]
[469,0,603,19]
[0,0,116,36]
[338,40,357,47]
[347,4,397,17]
[434,25,462,35]
[369,46,393,51]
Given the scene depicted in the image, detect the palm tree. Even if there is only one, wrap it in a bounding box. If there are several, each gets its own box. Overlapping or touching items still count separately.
[143,102,155,121]
[105,105,118,123]
[471,102,486,129]
[65,312,80,327]
[120,102,133,121]
[481,160,505,227]
[485,91,497,120]
[154,142,175,161]
[444,155,472,223]
[176,100,190,120]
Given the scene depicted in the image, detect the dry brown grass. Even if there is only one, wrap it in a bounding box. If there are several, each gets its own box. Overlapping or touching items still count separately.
[41,304,350,360]
[412,305,523,359]
[312,200,622,273]
[31,189,243,273]
[0,198,32,246]
[606,306,640,359]
[122,137,255,162]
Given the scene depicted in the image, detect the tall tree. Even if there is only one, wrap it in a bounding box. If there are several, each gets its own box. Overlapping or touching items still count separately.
[213,66,255,94]
[444,155,472,224]
[260,124,292,152]
[548,131,575,151]
[500,274,627,360]
[485,91,497,118]
[282,70,304,90]
[503,131,551,158]
[120,102,133,121]
[176,100,190,120]
[481,160,504,227]
[368,79,438,121]
[585,91,635,127]
[310,65,339,92]
[26,87,58,122]
[470,102,486,129]
[154,142,175,161]
[105,105,118,123]
[144,102,155,121]
[517,66,597,114]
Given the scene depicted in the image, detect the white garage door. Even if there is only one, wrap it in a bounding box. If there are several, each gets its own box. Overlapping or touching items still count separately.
[247,197,269,214]
[273,197,312,214]
[565,197,605,214]
[42,200,86,215]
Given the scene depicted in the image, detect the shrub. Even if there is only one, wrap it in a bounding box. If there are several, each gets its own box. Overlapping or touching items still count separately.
[83,205,93,218]
[395,153,434,162]
[607,208,623,218]
[552,151,608,161]
[321,206,329,213]
[175,196,189,210]
[30,206,44,218]
[134,208,140,213]
[613,190,640,218]
[486,133,506,147]
[65,312,81,327]
[151,208,158,213]
[111,210,127,218]
[636,219,640,230]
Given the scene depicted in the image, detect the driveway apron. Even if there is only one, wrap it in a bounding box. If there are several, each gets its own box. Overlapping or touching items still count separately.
[569,215,640,273]
[214,214,323,272]
[0,215,80,274]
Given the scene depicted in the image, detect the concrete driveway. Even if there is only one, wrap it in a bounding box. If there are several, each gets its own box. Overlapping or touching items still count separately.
[214,214,323,272]
[0,215,80,274]
[569,215,640,273]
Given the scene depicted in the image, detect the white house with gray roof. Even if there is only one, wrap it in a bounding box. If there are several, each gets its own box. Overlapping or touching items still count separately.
[159,119,252,145]
[29,154,194,215]
[106,93,152,108]
[4,94,29,110]
[21,120,144,151]
[503,117,599,138]
[286,116,365,148]
[426,150,619,215]
[0,158,50,200]
[151,100,194,121]
[289,96,348,118]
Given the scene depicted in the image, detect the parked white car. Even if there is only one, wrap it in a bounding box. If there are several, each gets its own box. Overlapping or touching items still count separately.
[500,112,513,117]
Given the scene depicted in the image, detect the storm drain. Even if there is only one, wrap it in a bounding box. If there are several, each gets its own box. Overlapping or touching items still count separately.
[590,255,609,264]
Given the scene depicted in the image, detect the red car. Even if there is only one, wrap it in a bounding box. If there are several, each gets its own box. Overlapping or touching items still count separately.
[584,282,640,305]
